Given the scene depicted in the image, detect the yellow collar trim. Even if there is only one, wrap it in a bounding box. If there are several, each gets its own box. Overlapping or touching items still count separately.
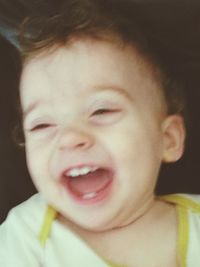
[38,194,200,267]
[176,205,189,267]
[38,205,57,246]
[160,194,200,267]
[160,194,200,214]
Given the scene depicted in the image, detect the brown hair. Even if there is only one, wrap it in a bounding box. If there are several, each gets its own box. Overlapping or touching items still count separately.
[16,0,186,145]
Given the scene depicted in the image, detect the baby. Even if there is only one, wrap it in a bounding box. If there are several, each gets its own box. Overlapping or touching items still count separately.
[1,1,200,267]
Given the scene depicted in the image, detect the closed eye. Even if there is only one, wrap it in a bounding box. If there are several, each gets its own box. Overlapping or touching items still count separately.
[92,109,120,116]
[30,123,52,132]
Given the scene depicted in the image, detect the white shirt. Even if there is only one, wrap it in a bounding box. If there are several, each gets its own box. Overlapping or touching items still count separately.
[0,193,200,267]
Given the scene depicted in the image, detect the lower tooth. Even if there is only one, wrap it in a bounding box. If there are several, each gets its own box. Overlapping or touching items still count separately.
[82,192,97,200]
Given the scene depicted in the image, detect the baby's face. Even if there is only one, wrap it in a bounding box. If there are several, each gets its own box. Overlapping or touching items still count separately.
[20,39,171,231]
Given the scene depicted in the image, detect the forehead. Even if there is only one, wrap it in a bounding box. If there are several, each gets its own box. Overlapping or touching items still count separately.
[21,39,151,81]
[20,39,165,111]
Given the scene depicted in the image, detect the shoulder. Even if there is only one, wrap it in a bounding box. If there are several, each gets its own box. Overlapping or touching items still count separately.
[8,193,47,220]
[0,193,47,266]
[160,193,200,214]
[160,194,200,266]
[178,194,200,266]
[178,193,200,204]
[2,193,47,231]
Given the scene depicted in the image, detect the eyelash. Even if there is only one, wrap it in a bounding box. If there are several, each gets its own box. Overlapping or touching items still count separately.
[91,108,119,116]
[28,109,120,131]
[30,123,51,132]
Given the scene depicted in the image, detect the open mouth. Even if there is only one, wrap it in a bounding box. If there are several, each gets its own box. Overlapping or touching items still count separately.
[61,166,114,204]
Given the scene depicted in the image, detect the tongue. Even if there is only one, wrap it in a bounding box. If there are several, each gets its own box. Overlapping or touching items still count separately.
[68,169,112,195]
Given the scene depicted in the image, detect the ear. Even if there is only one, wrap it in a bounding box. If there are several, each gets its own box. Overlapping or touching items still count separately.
[162,115,186,163]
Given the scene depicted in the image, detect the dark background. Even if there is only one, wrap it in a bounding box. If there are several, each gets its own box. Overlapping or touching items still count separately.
[0,36,36,223]
[1,1,200,223]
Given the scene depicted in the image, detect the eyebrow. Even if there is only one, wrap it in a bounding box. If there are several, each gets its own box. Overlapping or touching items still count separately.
[22,100,41,121]
[93,85,133,101]
[22,84,132,121]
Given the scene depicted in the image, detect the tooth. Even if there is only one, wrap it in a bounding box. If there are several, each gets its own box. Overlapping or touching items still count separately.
[67,166,98,177]
[91,167,98,172]
[69,169,80,177]
[82,192,97,199]
[79,167,91,175]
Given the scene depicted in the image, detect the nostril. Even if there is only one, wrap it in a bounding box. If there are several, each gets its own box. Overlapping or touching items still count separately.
[58,129,94,151]
[77,141,88,148]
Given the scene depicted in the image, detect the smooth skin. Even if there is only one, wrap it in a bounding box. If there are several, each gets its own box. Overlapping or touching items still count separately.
[20,39,185,266]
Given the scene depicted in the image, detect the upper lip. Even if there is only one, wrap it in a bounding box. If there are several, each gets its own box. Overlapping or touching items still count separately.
[60,163,114,178]
[63,165,99,177]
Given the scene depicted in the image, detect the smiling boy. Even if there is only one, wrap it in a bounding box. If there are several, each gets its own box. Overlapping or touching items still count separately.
[1,1,200,267]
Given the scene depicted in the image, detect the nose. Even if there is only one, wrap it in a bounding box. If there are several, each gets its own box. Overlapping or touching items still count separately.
[58,127,94,151]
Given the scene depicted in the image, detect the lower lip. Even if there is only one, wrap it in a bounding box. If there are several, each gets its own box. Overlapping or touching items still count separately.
[61,176,114,206]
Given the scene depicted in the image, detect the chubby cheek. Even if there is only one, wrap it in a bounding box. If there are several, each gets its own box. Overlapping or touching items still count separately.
[25,141,53,190]
[102,121,163,183]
